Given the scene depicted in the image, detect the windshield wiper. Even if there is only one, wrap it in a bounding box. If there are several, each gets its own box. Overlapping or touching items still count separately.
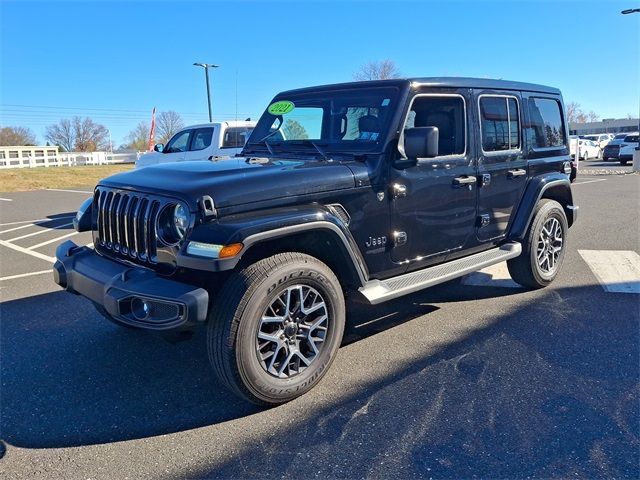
[308,141,328,161]
[286,140,329,161]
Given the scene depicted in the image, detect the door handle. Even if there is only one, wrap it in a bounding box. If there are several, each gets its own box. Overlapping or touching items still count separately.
[453,176,477,186]
[507,168,527,178]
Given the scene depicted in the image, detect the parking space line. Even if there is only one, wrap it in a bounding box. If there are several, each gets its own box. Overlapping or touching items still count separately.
[579,250,640,294]
[573,179,608,186]
[0,215,75,234]
[28,231,78,250]
[7,222,74,242]
[0,270,51,282]
[0,239,55,263]
[46,188,93,194]
[0,198,13,202]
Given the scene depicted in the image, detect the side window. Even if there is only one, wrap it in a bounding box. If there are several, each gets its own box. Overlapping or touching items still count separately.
[164,130,191,153]
[190,128,213,151]
[526,98,566,148]
[222,127,254,148]
[406,95,466,156]
[479,96,520,152]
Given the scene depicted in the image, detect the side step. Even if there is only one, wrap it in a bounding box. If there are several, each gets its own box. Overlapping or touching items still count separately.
[359,242,522,305]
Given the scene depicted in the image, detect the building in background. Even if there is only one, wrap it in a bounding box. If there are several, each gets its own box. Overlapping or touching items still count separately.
[569,118,639,135]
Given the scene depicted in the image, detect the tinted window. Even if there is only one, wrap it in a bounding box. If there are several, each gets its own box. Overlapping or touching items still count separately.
[405,95,466,156]
[164,130,190,153]
[526,98,566,148]
[624,135,639,142]
[190,128,213,151]
[614,134,627,139]
[222,127,254,148]
[479,96,520,151]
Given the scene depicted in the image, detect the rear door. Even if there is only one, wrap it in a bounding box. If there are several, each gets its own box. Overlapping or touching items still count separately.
[475,91,528,241]
[389,89,478,265]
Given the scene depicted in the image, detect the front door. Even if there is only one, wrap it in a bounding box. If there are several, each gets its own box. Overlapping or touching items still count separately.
[390,89,478,265]
[474,90,528,241]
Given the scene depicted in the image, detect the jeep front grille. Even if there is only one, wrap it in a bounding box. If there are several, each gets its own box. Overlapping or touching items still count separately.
[94,187,164,264]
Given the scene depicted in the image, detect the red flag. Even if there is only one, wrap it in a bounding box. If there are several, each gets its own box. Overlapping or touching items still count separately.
[148,107,156,151]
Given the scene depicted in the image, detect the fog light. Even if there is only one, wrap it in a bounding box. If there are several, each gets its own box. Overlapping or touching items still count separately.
[131,297,150,320]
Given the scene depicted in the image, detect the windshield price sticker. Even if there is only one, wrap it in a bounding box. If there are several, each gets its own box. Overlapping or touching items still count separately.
[268,100,295,115]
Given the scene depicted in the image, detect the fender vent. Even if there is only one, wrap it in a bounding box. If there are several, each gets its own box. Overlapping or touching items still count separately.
[327,204,350,226]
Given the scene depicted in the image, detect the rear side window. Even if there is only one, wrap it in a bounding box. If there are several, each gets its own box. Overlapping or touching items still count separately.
[190,128,213,151]
[624,135,639,142]
[222,127,254,148]
[479,96,520,152]
[405,95,466,156]
[526,98,566,148]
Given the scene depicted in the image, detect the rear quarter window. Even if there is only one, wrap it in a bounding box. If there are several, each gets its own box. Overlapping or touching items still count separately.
[525,97,566,149]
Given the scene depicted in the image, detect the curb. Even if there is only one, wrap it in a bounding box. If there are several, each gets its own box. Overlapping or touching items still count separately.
[579,169,636,176]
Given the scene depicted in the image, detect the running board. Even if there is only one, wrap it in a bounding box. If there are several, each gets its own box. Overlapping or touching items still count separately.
[359,242,522,305]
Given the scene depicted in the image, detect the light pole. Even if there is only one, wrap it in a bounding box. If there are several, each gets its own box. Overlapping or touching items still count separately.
[193,62,219,122]
[621,8,640,171]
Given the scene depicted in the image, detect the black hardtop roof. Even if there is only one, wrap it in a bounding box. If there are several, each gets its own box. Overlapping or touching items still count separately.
[280,77,561,96]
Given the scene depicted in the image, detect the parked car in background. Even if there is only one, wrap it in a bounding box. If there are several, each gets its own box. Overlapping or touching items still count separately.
[602,133,629,161]
[584,133,613,151]
[136,120,256,168]
[570,136,600,160]
[618,133,639,165]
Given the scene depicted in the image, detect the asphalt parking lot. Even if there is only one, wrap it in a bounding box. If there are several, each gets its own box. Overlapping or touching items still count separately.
[1,175,639,479]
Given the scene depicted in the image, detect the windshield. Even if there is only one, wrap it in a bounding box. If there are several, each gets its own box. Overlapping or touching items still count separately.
[245,86,401,154]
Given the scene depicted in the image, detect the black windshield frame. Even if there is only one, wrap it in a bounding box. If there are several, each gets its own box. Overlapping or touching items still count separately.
[245,85,403,155]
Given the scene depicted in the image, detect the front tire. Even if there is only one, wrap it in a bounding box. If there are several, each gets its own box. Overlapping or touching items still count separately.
[207,252,345,405]
[508,199,568,289]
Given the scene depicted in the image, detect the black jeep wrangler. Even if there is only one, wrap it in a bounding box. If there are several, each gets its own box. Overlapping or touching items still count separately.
[54,78,578,405]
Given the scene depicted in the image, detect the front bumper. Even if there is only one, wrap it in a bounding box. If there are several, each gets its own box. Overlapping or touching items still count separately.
[54,241,209,330]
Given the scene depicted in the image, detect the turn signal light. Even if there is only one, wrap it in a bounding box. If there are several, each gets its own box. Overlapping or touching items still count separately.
[219,243,243,258]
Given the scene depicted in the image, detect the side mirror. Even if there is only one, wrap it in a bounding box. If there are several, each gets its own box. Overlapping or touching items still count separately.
[154,143,164,153]
[404,127,439,159]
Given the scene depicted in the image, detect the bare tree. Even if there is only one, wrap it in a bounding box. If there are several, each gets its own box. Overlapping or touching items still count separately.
[0,126,36,146]
[45,117,109,152]
[156,111,184,144]
[586,111,600,122]
[353,60,401,81]
[125,122,150,152]
[45,118,75,151]
[73,117,109,151]
[566,101,599,124]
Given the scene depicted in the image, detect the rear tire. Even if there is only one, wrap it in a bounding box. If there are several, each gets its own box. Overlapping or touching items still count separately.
[508,199,568,289]
[207,252,345,406]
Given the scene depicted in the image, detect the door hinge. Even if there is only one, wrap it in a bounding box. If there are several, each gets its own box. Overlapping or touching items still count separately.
[477,214,490,228]
[393,231,407,246]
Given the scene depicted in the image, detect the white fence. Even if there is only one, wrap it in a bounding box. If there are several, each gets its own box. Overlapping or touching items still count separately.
[0,151,140,169]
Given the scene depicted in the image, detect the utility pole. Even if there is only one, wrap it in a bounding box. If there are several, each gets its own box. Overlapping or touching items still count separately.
[193,63,219,122]
[621,8,640,171]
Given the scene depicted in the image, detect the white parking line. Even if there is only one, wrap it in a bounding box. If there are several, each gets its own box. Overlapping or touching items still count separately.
[0,215,75,234]
[7,222,74,242]
[28,231,78,250]
[46,188,92,194]
[573,179,608,186]
[579,250,640,294]
[0,270,51,282]
[0,239,55,263]
[0,198,13,202]
[461,262,520,288]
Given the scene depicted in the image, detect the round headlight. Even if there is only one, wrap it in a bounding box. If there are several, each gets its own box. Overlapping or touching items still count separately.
[173,203,189,239]
[157,203,189,246]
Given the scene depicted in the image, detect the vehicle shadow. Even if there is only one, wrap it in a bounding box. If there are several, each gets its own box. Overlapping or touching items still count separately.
[38,212,78,230]
[187,283,639,479]
[0,281,501,449]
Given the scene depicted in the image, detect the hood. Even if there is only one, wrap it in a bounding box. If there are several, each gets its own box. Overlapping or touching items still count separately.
[99,157,356,210]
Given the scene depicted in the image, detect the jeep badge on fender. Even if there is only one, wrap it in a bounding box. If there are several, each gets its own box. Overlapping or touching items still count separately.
[54,77,578,405]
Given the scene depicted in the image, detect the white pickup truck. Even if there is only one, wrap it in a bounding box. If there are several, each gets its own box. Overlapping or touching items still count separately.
[136,120,256,168]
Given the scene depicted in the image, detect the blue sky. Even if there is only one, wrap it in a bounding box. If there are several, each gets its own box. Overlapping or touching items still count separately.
[1,0,638,146]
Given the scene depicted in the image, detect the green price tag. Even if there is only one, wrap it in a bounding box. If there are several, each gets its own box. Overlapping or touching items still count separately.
[267,100,295,115]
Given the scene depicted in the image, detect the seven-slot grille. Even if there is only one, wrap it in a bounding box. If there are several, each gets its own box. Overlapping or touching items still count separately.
[94,187,164,263]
